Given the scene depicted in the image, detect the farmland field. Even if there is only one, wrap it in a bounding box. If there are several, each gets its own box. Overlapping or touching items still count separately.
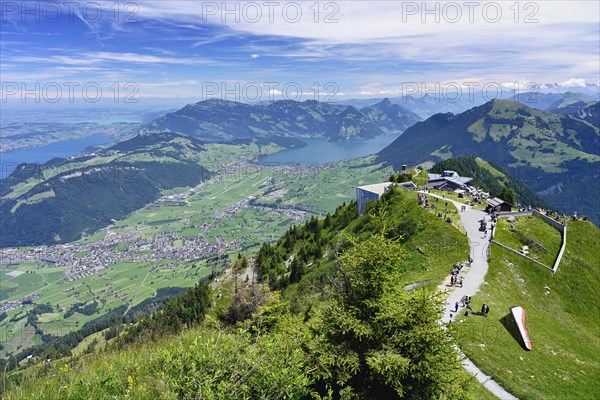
[1,155,393,357]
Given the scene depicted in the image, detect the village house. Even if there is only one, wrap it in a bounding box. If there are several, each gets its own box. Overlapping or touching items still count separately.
[486,197,513,213]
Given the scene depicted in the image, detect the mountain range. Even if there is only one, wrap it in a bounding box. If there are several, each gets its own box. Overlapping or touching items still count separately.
[512,91,598,113]
[143,98,421,142]
[340,90,600,119]
[377,98,600,222]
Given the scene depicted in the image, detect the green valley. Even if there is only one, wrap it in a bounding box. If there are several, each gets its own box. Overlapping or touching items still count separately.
[0,153,393,361]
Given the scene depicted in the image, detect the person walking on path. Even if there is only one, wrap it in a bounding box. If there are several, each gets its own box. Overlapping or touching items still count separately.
[454,301,459,312]
[460,276,464,288]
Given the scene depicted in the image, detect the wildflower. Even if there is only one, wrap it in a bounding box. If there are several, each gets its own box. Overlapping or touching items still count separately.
[127,375,134,387]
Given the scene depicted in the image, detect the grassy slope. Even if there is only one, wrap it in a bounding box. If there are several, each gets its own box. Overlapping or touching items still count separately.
[454,220,600,399]
[493,215,562,267]
[280,187,471,311]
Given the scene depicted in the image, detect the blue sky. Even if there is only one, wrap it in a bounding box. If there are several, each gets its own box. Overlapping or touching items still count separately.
[1,1,599,107]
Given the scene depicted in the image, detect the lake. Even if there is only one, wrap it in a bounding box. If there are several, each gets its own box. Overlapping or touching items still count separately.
[0,133,114,179]
[260,134,400,165]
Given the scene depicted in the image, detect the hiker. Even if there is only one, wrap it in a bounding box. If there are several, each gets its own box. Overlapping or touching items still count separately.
[460,276,464,288]
[450,275,455,286]
[454,302,459,312]
[481,303,487,314]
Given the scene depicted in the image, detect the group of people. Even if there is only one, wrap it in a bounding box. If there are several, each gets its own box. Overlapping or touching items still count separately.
[453,296,490,317]
[450,262,467,287]
[450,274,464,287]
[489,212,498,224]
[453,296,471,314]
[479,217,495,241]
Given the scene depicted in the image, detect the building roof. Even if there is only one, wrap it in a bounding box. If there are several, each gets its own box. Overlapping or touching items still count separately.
[427,173,472,185]
[487,197,512,207]
[397,181,417,189]
[425,176,470,187]
[357,181,416,195]
[357,182,392,196]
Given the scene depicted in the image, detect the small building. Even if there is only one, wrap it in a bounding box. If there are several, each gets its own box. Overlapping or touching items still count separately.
[424,170,473,192]
[356,181,416,214]
[486,197,513,213]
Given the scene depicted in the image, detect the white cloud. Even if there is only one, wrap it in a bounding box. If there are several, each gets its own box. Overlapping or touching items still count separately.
[119,1,599,83]
[11,52,217,67]
[559,78,588,88]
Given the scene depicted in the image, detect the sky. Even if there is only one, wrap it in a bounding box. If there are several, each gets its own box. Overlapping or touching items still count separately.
[1,0,599,108]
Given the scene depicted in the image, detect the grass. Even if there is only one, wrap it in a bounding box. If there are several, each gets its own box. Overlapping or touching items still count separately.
[494,215,562,267]
[427,188,488,210]
[0,319,504,400]
[453,220,600,399]
[419,192,466,234]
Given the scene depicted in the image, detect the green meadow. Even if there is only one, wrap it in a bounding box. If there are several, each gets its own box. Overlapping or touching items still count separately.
[453,220,600,399]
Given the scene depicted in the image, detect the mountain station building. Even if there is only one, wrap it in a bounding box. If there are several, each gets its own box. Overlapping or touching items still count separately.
[356,181,416,214]
[424,170,473,192]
